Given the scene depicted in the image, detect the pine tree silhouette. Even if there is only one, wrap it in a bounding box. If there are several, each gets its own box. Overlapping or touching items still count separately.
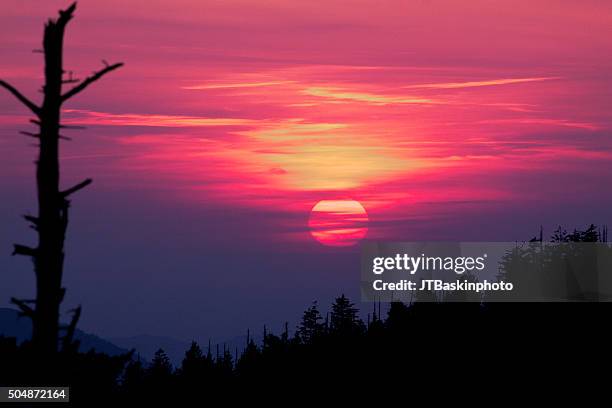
[121,359,146,400]
[148,349,173,382]
[180,341,207,379]
[296,301,324,344]
[330,294,363,335]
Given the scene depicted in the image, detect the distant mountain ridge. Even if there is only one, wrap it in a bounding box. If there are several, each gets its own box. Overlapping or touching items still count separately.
[1,308,260,367]
[0,308,128,356]
[1,308,201,365]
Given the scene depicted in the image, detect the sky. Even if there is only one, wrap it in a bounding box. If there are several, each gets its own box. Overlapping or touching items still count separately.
[1,0,612,341]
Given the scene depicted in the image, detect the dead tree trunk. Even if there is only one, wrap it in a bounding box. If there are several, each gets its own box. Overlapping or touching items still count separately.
[0,2,123,354]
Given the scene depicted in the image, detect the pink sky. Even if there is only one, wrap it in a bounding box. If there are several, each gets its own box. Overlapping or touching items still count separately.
[3,0,612,340]
[2,0,612,245]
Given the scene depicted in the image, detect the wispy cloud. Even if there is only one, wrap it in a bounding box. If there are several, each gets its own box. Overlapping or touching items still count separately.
[478,118,599,130]
[63,109,262,128]
[404,77,560,90]
[182,81,296,90]
[303,87,440,105]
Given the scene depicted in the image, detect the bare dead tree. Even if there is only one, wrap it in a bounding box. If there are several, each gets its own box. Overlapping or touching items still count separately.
[0,2,123,354]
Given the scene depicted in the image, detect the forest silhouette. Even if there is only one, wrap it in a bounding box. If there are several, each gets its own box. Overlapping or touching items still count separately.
[1,3,610,403]
[2,227,611,402]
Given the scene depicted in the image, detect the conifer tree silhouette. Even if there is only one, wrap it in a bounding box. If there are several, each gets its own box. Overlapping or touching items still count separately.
[0,2,123,354]
[121,359,146,399]
[330,294,363,335]
[149,349,173,379]
[180,341,212,385]
[235,333,261,378]
[218,344,234,376]
[296,301,324,344]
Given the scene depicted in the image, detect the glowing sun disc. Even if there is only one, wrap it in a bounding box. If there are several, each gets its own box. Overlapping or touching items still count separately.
[308,199,369,247]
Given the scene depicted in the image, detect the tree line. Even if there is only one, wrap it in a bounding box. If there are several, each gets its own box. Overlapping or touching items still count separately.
[3,222,610,402]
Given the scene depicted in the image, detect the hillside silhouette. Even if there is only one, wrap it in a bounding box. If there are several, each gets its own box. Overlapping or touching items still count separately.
[0,308,127,357]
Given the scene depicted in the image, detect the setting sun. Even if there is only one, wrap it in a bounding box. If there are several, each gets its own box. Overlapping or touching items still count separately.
[308,200,369,247]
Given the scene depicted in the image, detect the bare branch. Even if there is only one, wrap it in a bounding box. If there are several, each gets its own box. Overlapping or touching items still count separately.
[61,178,92,197]
[60,124,86,129]
[0,80,41,116]
[19,131,40,139]
[62,305,82,351]
[23,215,39,225]
[61,62,123,102]
[23,215,39,231]
[11,298,35,318]
[12,244,37,257]
[56,2,77,28]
